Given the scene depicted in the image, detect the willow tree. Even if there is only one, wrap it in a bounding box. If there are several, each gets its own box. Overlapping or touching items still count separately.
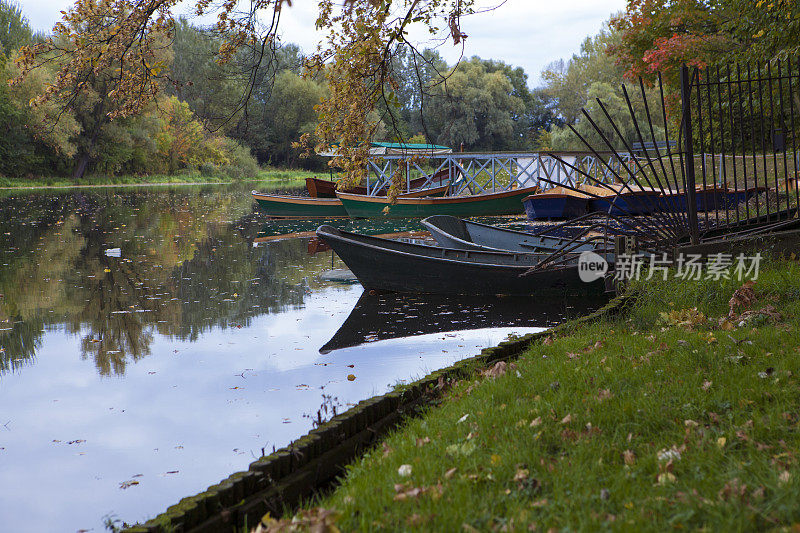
[15,0,478,187]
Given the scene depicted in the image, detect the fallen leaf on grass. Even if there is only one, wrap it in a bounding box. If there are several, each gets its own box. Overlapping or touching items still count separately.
[398,464,412,477]
[728,280,756,319]
[718,478,747,502]
[658,447,682,462]
[597,389,613,401]
[446,441,477,457]
[254,508,339,533]
[416,437,431,447]
[623,450,636,465]
[482,361,516,378]
[657,472,676,485]
[702,380,712,391]
[530,417,542,428]
[717,437,727,448]
[560,414,573,425]
[445,467,457,479]
[659,308,706,329]
[779,470,791,485]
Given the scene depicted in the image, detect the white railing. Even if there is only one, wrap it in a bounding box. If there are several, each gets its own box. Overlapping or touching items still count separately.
[364,151,636,195]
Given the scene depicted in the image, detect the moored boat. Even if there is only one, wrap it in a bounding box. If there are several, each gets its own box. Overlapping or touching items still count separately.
[580,183,661,216]
[252,192,349,218]
[336,186,538,218]
[421,215,596,253]
[522,186,589,220]
[659,186,728,213]
[725,185,767,208]
[315,225,605,296]
[305,175,439,198]
[252,183,449,218]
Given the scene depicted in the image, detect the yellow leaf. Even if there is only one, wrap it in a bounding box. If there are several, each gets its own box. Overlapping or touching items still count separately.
[717,437,727,448]
[347,374,356,381]
[104,268,111,273]
[490,454,502,465]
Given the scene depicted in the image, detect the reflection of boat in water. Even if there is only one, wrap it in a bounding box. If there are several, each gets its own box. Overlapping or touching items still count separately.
[320,290,608,354]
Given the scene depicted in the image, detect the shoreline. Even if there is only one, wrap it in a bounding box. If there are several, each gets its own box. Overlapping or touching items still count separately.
[127,295,625,532]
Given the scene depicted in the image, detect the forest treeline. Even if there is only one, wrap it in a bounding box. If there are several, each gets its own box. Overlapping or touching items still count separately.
[1,0,797,180]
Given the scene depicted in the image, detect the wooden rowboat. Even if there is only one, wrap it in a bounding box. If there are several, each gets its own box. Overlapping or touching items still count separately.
[252,183,449,218]
[252,192,349,218]
[315,225,604,296]
[305,176,435,198]
[336,186,538,219]
[421,215,596,253]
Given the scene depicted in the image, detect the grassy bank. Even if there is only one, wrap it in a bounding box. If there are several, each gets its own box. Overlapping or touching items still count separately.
[0,167,318,189]
[275,259,800,531]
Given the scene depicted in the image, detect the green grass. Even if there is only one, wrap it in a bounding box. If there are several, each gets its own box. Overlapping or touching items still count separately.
[285,259,800,531]
[0,167,318,189]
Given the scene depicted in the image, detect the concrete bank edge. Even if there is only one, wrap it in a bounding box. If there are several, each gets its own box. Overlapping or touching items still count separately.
[127,293,631,532]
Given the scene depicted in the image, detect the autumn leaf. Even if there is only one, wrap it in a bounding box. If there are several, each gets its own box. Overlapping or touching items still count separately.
[398,464,412,477]
[597,389,613,401]
[561,413,573,425]
[728,280,757,319]
[623,450,636,465]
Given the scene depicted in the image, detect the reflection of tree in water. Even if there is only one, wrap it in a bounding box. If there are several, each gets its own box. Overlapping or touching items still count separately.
[163,235,334,341]
[0,186,337,375]
[0,319,44,374]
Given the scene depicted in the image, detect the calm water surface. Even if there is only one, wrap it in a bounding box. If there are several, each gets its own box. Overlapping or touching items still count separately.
[0,183,603,532]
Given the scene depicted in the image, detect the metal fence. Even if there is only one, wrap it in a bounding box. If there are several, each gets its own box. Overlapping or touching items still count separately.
[524,60,800,262]
[364,151,636,195]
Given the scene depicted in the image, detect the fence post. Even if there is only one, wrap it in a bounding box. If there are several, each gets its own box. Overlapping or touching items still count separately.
[681,64,700,245]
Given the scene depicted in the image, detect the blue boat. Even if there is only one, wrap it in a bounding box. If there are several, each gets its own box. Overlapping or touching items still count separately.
[725,186,767,208]
[659,186,728,213]
[522,186,589,220]
[580,184,662,216]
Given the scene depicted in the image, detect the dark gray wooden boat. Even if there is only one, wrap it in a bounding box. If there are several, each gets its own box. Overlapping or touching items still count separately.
[421,215,596,253]
[315,225,605,296]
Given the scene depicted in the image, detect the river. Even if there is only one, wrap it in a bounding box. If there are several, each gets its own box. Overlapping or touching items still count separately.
[0,183,601,532]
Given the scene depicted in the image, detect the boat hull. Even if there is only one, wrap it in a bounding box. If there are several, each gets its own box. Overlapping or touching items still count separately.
[252,192,349,218]
[523,195,588,220]
[252,184,449,218]
[421,215,596,253]
[587,191,662,216]
[337,187,536,218]
[316,225,604,296]
[306,176,439,198]
[660,188,728,213]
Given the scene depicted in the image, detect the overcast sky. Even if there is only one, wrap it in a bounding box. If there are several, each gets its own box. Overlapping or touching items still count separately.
[22,0,627,87]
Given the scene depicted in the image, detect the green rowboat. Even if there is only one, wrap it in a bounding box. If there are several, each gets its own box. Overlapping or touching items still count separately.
[252,192,349,218]
[336,186,539,218]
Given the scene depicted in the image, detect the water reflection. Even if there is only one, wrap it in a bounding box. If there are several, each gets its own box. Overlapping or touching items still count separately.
[0,185,603,533]
[321,292,607,354]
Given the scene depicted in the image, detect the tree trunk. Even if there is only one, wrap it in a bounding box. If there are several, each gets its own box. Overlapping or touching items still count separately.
[73,152,92,180]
